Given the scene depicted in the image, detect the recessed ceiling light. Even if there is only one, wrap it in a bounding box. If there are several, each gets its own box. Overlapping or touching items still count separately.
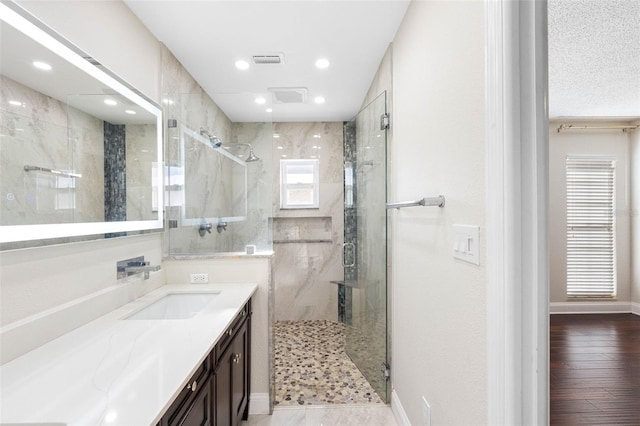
[277,146,284,150]
[104,99,117,106]
[281,154,287,158]
[313,134,321,138]
[266,108,273,113]
[315,58,330,69]
[125,110,136,114]
[9,100,23,106]
[255,97,266,105]
[314,96,325,104]
[162,98,174,105]
[32,61,52,71]
[235,60,250,70]
[273,134,280,138]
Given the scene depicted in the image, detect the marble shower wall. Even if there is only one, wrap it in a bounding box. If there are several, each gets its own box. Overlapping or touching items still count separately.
[126,124,158,221]
[161,45,233,254]
[272,122,344,321]
[231,122,274,252]
[0,75,104,227]
[161,45,273,254]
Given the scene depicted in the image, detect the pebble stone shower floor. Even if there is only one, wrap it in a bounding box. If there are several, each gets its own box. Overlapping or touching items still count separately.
[274,320,384,406]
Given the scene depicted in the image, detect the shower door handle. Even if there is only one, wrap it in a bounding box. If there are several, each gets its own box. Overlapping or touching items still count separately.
[342,243,355,267]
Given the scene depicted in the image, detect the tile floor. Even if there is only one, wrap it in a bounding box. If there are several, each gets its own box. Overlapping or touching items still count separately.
[274,320,383,406]
[242,405,398,426]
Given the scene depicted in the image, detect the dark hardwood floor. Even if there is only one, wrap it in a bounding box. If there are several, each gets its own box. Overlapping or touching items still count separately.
[550,313,640,425]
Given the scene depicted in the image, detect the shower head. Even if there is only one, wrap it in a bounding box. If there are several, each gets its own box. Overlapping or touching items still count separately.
[228,143,260,162]
[200,128,222,148]
[245,146,260,162]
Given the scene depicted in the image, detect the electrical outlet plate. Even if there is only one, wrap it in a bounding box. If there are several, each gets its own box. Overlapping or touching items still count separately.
[190,273,208,283]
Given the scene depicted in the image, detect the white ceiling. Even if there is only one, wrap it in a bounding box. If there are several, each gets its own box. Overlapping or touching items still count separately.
[0,22,156,125]
[124,0,640,123]
[124,0,410,123]
[548,0,640,119]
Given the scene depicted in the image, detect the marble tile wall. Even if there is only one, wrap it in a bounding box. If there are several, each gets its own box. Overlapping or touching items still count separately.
[126,124,158,221]
[231,122,274,252]
[161,45,274,255]
[271,122,344,321]
[0,76,104,227]
[161,45,234,254]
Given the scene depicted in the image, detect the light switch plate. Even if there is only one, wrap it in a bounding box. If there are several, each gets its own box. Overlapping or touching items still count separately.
[452,224,480,265]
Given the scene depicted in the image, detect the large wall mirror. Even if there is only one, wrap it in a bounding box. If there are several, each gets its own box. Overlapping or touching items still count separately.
[0,3,163,246]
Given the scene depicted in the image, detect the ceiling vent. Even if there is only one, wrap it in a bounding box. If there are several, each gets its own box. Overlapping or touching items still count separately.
[268,87,308,104]
[252,54,284,65]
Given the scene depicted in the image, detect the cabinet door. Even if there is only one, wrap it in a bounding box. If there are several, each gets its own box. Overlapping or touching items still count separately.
[215,317,250,426]
[168,375,212,426]
[231,319,249,424]
[214,346,232,426]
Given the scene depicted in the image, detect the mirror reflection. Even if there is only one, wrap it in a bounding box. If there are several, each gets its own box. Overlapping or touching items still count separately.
[0,3,163,245]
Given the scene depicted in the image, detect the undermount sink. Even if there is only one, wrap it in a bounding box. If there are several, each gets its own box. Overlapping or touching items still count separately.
[124,292,220,320]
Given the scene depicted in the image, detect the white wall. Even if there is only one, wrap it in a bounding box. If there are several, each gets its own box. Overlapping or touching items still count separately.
[549,124,632,303]
[631,120,640,305]
[390,1,487,424]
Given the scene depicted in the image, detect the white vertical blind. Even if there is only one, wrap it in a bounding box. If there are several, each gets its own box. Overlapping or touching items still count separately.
[566,157,616,297]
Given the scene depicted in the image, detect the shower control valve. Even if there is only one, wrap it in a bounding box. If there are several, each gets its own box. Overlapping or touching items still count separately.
[198,223,212,237]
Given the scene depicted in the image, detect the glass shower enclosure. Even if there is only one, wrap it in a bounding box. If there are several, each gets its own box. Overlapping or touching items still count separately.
[343,92,389,403]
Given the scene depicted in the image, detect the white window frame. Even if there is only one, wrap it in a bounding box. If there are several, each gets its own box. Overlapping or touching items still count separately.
[565,156,617,298]
[280,159,319,209]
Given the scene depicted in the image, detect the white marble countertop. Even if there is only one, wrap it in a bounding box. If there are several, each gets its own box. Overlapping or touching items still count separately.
[0,283,257,426]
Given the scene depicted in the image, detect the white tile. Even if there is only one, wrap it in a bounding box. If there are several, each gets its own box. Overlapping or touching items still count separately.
[305,405,397,426]
[244,405,397,426]
[243,407,306,426]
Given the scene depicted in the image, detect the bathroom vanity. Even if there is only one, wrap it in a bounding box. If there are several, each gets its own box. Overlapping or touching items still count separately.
[0,283,256,426]
[160,298,251,426]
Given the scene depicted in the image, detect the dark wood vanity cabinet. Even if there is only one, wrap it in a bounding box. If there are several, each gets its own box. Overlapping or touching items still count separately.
[215,315,250,426]
[160,299,251,426]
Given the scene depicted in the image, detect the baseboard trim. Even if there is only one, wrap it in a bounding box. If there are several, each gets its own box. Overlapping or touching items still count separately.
[550,301,632,314]
[632,302,640,316]
[391,390,411,426]
[249,393,270,415]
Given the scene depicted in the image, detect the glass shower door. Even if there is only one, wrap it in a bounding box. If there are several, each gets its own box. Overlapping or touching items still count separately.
[344,92,388,402]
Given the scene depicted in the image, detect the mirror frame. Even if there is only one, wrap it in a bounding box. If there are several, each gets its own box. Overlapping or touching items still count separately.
[0,2,164,243]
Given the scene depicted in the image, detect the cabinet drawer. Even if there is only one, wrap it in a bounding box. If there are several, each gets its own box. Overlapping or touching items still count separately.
[164,358,210,425]
[215,301,251,362]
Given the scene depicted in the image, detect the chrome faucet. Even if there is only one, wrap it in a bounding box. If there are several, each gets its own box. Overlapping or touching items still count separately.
[117,256,161,280]
[124,262,161,280]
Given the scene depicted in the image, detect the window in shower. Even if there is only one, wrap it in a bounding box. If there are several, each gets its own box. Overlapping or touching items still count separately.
[280,159,319,209]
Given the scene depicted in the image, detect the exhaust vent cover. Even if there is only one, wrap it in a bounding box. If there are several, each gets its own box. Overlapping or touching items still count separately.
[268,87,308,104]
[252,54,284,65]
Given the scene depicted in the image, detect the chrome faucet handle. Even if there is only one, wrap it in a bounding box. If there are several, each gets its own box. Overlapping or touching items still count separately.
[198,223,212,237]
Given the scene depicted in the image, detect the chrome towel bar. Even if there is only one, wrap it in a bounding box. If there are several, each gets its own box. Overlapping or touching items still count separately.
[24,165,82,178]
[386,195,445,210]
